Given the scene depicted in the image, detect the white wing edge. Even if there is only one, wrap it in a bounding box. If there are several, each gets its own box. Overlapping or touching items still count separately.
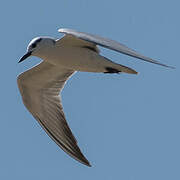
[58,28,174,69]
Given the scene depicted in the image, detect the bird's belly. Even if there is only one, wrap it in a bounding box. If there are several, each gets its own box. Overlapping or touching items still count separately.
[45,47,113,72]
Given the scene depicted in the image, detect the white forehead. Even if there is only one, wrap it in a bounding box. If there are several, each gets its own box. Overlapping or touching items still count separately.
[29,37,42,45]
[27,37,56,51]
[27,37,42,51]
[29,37,55,44]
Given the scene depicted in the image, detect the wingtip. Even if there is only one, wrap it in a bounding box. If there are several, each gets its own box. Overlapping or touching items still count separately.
[79,156,92,167]
[169,66,176,69]
[160,63,175,69]
[86,162,92,167]
[75,157,91,167]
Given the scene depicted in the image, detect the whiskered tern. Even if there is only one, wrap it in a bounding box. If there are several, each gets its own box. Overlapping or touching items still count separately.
[18,28,173,166]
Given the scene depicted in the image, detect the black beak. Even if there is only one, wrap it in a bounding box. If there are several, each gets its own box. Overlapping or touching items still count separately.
[18,51,32,63]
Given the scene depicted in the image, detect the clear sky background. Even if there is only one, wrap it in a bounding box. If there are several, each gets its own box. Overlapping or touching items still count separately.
[0,0,179,179]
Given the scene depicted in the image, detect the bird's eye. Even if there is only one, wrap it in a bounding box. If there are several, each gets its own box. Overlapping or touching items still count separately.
[31,43,36,48]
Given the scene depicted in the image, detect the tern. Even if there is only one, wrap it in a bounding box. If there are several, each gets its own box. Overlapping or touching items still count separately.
[17,28,173,167]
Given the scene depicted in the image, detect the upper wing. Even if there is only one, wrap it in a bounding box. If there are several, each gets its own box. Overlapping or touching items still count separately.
[17,61,91,167]
[58,28,174,68]
[56,34,100,53]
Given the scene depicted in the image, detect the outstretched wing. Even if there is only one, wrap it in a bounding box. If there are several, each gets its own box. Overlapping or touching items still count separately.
[58,28,174,68]
[17,61,91,167]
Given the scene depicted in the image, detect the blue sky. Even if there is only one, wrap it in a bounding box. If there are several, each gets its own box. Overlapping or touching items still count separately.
[0,0,179,179]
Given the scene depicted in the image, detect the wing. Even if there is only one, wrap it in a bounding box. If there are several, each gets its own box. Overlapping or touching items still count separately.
[56,34,100,53]
[17,61,91,167]
[58,28,174,68]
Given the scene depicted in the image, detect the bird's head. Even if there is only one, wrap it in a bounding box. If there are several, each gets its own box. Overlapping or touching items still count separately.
[19,37,56,63]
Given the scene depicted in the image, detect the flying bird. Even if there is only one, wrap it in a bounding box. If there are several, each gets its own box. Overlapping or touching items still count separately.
[17,28,173,167]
